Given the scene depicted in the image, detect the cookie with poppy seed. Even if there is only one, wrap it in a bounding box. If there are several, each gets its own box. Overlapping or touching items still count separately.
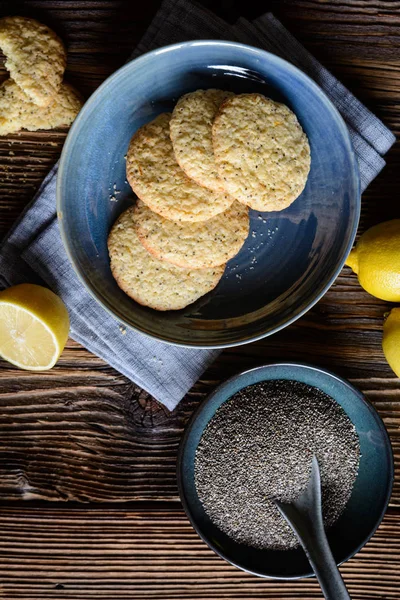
[170,89,234,193]
[126,113,233,223]
[0,79,82,135]
[0,16,67,107]
[212,93,311,212]
[134,199,249,269]
[108,207,225,311]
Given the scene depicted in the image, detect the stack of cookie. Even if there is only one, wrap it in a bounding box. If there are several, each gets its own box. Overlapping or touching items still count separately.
[108,89,310,312]
[0,16,82,135]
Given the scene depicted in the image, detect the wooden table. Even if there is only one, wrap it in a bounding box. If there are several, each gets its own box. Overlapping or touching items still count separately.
[0,1,399,598]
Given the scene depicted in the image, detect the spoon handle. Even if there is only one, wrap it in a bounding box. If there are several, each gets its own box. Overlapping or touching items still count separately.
[275,457,351,600]
[280,502,351,600]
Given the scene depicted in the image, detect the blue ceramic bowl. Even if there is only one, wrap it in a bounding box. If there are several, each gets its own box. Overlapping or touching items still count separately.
[58,41,360,348]
[177,363,393,579]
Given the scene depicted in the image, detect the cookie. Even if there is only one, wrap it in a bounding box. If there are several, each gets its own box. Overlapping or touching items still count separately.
[108,207,225,311]
[0,16,66,107]
[134,199,249,269]
[126,113,233,223]
[212,93,311,212]
[0,79,83,135]
[170,89,234,193]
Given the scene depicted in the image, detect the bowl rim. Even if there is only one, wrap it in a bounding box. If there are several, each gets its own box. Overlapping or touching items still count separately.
[176,362,394,579]
[57,40,361,349]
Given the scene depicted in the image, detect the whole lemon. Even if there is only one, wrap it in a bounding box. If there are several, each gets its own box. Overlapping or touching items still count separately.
[383,308,400,377]
[345,219,400,301]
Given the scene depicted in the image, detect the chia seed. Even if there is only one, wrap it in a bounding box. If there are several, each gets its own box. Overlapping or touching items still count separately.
[194,380,360,551]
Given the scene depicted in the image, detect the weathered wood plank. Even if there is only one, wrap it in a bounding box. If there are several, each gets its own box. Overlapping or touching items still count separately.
[268,0,400,60]
[0,506,399,599]
[1,301,399,504]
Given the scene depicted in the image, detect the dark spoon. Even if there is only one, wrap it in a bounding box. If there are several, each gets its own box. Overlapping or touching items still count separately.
[275,456,351,600]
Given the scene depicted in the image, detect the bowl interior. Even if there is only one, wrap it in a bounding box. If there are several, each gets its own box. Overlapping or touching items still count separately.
[58,41,360,347]
[177,364,393,579]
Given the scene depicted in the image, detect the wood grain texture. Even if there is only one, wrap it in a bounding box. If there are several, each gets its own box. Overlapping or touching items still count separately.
[1,506,400,599]
[267,0,400,61]
[0,1,399,598]
[1,271,399,504]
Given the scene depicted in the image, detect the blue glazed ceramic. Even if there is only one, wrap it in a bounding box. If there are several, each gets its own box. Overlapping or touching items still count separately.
[58,41,360,348]
[177,363,393,579]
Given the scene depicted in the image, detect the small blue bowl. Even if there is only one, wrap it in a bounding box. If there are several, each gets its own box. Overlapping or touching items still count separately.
[177,363,393,579]
[58,41,360,348]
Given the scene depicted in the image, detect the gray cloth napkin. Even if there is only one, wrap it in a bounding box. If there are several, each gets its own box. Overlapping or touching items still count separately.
[0,0,395,411]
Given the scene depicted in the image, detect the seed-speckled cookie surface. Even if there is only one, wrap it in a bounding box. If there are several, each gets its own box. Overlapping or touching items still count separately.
[0,79,83,135]
[108,207,225,311]
[134,199,249,269]
[170,89,234,193]
[0,16,67,107]
[212,93,311,212]
[126,113,233,223]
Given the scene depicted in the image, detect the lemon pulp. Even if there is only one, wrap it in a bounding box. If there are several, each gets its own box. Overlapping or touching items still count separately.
[0,283,69,371]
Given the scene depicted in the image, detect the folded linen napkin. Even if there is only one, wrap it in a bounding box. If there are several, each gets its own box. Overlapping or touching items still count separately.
[0,0,395,411]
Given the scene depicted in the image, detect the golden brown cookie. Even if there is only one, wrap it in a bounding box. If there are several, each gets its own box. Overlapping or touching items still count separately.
[212,93,311,212]
[0,16,67,106]
[126,113,233,223]
[108,207,225,311]
[170,89,234,193]
[0,79,83,135]
[134,199,249,269]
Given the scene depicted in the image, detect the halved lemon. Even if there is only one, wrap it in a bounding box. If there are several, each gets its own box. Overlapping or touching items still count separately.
[0,283,70,371]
